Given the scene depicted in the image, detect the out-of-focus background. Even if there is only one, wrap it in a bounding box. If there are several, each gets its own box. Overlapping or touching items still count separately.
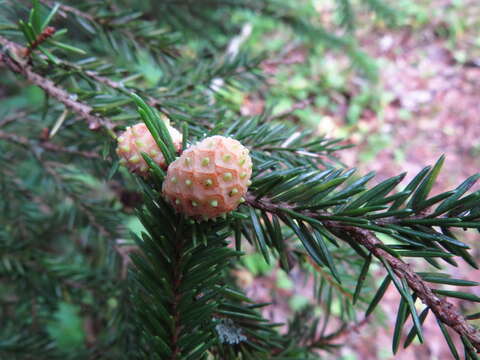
[230,0,480,358]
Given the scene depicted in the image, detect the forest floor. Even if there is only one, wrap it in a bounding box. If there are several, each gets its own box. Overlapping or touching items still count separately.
[338,18,480,360]
[239,1,480,358]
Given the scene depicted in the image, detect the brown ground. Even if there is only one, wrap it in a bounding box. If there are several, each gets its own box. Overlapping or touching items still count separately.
[338,23,480,360]
[344,27,480,191]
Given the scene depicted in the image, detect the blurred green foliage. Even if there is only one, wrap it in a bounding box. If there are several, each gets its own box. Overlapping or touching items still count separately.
[46,302,85,351]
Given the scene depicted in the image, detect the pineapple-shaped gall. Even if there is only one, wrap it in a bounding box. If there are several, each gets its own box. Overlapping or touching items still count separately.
[116,123,182,176]
[162,135,252,220]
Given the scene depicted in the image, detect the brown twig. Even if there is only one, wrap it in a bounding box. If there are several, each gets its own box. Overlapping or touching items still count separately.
[0,36,115,132]
[245,193,480,352]
[310,316,370,348]
[114,243,140,279]
[0,130,102,159]
[306,256,354,301]
[72,63,171,118]
[0,111,27,128]
[37,55,168,116]
[39,0,95,23]
[24,26,56,57]
[345,227,480,351]
[0,34,18,49]
[60,61,163,111]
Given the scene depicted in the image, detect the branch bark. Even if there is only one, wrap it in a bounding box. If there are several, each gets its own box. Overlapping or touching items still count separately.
[342,224,480,351]
[246,193,480,352]
[0,35,115,132]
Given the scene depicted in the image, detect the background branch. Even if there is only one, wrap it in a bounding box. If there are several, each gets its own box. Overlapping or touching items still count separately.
[0,130,102,159]
[39,0,95,23]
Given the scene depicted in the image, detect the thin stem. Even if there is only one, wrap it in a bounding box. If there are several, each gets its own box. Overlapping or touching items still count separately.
[309,317,370,349]
[52,58,167,113]
[0,36,115,134]
[0,130,102,159]
[305,256,353,301]
[246,193,480,352]
[0,111,27,128]
[39,0,95,23]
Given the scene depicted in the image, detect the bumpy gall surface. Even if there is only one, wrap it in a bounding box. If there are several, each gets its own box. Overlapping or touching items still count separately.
[116,123,182,176]
[162,135,253,220]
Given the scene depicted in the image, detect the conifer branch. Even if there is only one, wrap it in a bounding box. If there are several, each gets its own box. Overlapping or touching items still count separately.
[2,0,475,357]
[0,36,115,132]
[41,161,114,239]
[0,111,26,128]
[245,193,480,352]
[53,59,167,113]
[170,233,185,360]
[0,130,102,159]
[39,0,95,23]
[343,225,480,352]
[5,171,52,215]
[306,256,354,301]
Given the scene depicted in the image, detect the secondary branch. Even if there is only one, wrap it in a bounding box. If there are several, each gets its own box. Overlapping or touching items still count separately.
[246,193,480,352]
